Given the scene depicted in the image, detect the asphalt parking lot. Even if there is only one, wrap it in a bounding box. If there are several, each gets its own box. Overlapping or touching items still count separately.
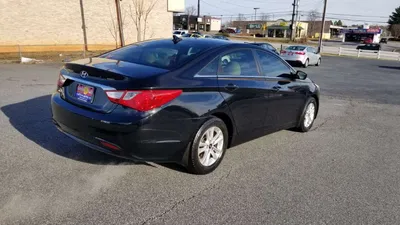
[1,56,400,225]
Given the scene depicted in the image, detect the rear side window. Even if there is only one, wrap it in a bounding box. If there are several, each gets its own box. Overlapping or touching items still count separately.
[198,57,219,75]
[256,50,292,77]
[265,44,275,50]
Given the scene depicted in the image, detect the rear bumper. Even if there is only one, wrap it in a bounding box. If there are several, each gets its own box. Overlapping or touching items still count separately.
[282,56,306,64]
[51,93,204,163]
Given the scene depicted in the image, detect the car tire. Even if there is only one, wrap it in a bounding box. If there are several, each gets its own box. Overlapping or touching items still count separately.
[187,117,228,175]
[303,59,309,68]
[296,97,317,132]
[315,58,321,66]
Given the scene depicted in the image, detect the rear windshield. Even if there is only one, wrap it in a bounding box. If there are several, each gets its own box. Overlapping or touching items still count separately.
[173,31,182,34]
[286,46,306,51]
[99,40,219,69]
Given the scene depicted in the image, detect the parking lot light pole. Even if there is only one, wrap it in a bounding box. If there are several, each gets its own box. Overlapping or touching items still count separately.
[254,8,259,21]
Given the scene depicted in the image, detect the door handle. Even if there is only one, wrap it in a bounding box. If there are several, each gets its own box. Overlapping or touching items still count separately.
[272,86,281,92]
[224,83,239,91]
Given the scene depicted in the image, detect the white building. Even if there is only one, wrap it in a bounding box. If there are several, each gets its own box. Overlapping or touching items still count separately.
[0,0,185,46]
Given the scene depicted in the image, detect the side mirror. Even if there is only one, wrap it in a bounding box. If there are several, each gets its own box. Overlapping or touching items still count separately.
[296,70,308,80]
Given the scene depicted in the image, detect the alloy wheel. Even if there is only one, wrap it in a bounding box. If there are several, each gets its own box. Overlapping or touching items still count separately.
[304,102,316,128]
[198,126,224,167]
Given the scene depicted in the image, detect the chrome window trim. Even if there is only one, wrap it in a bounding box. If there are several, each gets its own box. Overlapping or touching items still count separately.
[194,74,264,79]
[194,74,217,78]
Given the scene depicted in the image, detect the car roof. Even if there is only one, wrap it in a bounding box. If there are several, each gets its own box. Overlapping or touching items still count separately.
[132,38,272,53]
[287,45,309,48]
[249,42,268,45]
[151,37,247,47]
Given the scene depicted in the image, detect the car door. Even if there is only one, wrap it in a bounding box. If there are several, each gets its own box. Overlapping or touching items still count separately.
[306,47,317,64]
[255,50,308,128]
[215,49,270,134]
[311,47,320,62]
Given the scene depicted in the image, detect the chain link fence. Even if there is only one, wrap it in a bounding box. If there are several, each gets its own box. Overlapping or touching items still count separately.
[0,45,116,63]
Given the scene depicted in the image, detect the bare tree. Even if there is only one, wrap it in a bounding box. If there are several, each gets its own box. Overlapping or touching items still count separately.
[105,3,126,48]
[260,13,269,22]
[129,0,158,42]
[185,6,197,30]
[307,10,320,37]
[390,24,400,37]
[260,13,269,36]
[237,13,246,21]
[235,14,248,31]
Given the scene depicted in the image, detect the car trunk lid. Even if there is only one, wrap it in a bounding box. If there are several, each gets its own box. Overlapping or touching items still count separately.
[60,58,169,113]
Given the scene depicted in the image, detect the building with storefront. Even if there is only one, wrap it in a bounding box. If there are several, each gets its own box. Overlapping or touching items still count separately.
[302,20,333,39]
[0,0,184,46]
[340,25,382,43]
[231,19,308,38]
[173,15,221,31]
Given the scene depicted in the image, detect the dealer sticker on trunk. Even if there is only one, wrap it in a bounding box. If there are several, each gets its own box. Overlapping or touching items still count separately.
[75,83,94,103]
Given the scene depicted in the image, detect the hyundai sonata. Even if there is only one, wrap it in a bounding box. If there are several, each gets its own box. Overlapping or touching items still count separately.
[51,38,320,174]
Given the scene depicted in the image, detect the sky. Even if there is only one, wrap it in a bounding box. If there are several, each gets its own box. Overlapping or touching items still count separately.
[185,0,399,25]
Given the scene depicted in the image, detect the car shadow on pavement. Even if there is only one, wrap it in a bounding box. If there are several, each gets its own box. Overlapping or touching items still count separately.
[1,95,154,167]
[379,66,400,70]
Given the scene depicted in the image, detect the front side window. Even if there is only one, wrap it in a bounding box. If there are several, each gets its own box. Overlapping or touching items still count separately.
[256,50,292,77]
[307,47,316,53]
[218,50,259,76]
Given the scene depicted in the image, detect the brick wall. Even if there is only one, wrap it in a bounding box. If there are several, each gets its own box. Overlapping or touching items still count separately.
[0,0,173,45]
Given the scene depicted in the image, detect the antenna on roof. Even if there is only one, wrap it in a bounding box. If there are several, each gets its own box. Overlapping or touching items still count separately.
[172,35,182,44]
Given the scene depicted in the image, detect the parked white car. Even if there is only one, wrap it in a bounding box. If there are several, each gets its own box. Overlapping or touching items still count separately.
[280,45,321,68]
[173,30,188,37]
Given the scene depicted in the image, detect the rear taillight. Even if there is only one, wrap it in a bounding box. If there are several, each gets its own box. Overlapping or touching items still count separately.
[57,74,66,88]
[295,51,306,55]
[280,50,287,54]
[105,90,182,112]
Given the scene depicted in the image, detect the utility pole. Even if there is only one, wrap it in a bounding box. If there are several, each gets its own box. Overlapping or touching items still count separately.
[79,0,88,56]
[115,0,125,47]
[254,8,259,21]
[295,0,300,38]
[197,0,200,31]
[318,0,328,53]
[290,0,297,41]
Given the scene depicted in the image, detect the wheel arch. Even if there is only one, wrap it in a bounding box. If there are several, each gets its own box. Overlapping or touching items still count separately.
[211,112,234,148]
[311,94,319,119]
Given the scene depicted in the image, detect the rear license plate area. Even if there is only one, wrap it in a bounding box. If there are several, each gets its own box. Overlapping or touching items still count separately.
[75,83,95,103]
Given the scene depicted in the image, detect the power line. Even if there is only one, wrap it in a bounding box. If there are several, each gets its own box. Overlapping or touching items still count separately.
[207,12,293,17]
[299,10,389,19]
[325,17,388,23]
[200,0,236,14]
[325,13,389,18]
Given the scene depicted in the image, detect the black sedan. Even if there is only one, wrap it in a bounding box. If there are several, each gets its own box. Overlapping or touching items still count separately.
[212,35,230,41]
[248,42,279,55]
[51,38,320,174]
[356,43,381,52]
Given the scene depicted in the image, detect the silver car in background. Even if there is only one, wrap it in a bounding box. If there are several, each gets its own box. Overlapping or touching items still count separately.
[280,45,321,68]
